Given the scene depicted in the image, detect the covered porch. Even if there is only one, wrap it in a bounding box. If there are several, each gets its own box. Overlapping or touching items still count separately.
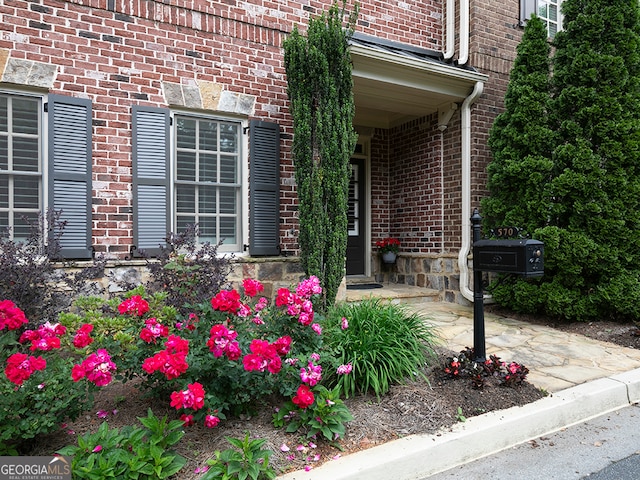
[346,33,487,303]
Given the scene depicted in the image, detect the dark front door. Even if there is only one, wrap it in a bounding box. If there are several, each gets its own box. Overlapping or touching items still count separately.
[346,158,366,275]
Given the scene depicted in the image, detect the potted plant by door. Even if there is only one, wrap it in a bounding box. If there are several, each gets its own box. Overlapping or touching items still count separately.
[376,237,401,264]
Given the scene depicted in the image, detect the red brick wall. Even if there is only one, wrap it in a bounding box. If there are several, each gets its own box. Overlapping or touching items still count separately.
[370,128,391,244]
[387,115,443,252]
[365,3,527,258]
[442,113,463,251]
[1,0,444,258]
[469,0,524,208]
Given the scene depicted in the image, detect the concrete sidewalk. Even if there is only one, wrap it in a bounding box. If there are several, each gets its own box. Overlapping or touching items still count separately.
[278,298,640,480]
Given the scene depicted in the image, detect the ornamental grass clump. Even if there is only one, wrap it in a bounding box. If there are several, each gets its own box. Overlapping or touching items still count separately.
[321,298,439,399]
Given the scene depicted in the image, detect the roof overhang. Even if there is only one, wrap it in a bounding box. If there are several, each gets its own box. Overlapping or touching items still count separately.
[350,38,488,129]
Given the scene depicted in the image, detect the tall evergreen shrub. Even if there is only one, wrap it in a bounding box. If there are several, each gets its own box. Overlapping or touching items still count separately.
[542,0,640,320]
[486,0,640,321]
[482,15,555,315]
[482,15,554,233]
[283,3,358,310]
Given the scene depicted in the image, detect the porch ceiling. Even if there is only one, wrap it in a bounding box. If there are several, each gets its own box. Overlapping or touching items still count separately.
[350,35,487,129]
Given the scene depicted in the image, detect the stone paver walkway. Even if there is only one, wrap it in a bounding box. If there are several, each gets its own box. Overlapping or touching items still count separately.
[409,302,640,392]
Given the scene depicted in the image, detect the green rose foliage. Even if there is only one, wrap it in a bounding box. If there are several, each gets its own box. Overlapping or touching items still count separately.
[0,319,95,454]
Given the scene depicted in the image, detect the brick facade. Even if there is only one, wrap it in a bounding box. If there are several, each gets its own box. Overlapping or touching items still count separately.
[0,0,527,302]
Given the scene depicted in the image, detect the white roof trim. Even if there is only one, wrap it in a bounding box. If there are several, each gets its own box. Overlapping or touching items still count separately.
[350,43,488,128]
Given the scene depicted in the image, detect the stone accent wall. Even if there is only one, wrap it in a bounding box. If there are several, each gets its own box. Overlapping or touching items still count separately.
[373,252,463,303]
[63,256,315,301]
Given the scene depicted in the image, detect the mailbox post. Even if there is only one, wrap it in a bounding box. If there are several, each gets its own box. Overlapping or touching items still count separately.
[470,208,544,363]
[471,209,486,362]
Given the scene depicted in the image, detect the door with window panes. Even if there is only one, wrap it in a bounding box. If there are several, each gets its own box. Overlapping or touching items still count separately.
[346,156,366,275]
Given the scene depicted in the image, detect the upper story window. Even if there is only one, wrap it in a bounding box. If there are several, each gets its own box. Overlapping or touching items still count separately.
[174,116,242,249]
[520,0,563,38]
[538,0,561,38]
[0,93,42,241]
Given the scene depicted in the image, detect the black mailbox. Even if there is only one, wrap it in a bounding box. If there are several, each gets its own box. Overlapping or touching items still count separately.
[473,239,544,277]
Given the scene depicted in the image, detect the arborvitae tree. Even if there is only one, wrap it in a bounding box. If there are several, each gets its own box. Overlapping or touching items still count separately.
[487,0,640,321]
[482,15,555,315]
[283,3,358,310]
[539,0,640,320]
[482,14,554,235]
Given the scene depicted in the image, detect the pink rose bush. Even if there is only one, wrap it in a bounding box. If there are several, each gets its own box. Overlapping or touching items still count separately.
[117,294,149,316]
[19,321,66,351]
[73,324,94,348]
[97,276,340,430]
[1,274,354,449]
[206,324,240,359]
[292,384,315,409]
[71,349,117,386]
[170,382,205,410]
[139,318,169,343]
[0,301,108,451]
[272,346,353,441]
[4,352,46,386]
[141,334,190,380]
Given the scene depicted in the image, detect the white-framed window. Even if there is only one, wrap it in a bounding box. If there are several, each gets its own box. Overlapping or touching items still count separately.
[520,0,563,38]
[538,0,562,38]
[132,108,279,257]
[0,93,42,241]
[173,115,243,250]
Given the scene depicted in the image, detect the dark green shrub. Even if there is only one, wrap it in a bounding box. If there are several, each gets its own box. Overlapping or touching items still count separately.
[284,2,359,310]
[484,1,640,321]
[482,14,554,237]
[321,299,439,398]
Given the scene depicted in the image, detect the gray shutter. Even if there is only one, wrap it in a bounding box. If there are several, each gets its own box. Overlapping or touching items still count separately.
[132,106,170,257]
[520,0,538,26]
[48,94,93,259]
[249,120,280,256]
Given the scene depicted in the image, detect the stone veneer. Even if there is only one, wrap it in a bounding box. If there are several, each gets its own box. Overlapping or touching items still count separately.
[374,253,463,303]
[59,256,328,301]
[57,254,466,304]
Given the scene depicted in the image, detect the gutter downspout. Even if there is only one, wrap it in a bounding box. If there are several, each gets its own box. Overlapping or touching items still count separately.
[458,0,469,65]
[458,80,483,302]
[443,0,455,60]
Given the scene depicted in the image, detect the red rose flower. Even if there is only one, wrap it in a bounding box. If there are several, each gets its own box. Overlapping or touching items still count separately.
[292,385,315,409]
[0,300,28,331]
[242,278,264,298]
[210,289,241,313]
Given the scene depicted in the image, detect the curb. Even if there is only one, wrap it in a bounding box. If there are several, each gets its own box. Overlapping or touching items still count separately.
[277,368,640,480]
